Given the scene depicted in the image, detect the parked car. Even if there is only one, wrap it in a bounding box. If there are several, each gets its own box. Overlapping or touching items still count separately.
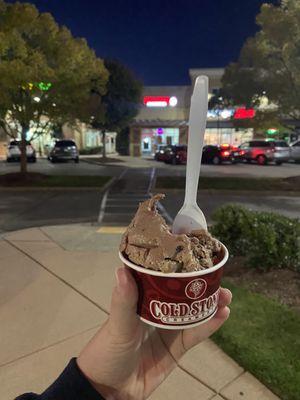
[164,145,187,164]
[154,145,170,161]
[202,145,233,165]
[232,140,290,165]
[289,140,300,163]
[6,139,36,162]
[48,140,79,163]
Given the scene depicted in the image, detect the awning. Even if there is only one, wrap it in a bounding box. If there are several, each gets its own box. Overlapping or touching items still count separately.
[131,119,187,127]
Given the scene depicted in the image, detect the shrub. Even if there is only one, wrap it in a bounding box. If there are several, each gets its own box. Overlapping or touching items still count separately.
[79,146,102,155]
[211,204,300,271]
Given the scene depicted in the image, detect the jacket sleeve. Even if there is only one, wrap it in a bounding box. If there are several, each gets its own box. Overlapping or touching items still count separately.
[15,358,105,400]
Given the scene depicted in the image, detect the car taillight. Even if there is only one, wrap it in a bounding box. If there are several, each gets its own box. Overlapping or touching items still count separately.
[222,151,230,157]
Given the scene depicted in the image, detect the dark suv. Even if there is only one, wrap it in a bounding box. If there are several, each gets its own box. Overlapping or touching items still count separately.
[202,145,233,165]
[48,140,79,163]
[154,145,171,161]
[164,145,187,165]
[232,140,290,165]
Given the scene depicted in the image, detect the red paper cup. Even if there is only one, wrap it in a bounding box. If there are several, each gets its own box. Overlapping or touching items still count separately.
[119,241,229,330]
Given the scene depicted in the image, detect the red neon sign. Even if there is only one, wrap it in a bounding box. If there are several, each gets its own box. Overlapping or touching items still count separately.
[143,96,170,105]
[143,96,178,107]
[233,107,255,119]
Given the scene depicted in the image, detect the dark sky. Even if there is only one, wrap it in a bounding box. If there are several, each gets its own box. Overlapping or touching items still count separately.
[8,0,277,85]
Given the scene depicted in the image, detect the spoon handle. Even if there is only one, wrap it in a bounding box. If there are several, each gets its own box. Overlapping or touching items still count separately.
[184,76,208,206]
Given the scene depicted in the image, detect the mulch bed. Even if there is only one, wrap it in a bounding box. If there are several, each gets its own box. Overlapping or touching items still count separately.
[83,157,125,164]
[224,256,300,314]
[0,172,47,186]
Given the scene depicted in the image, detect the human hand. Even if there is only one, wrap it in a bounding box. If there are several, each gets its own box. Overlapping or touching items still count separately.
[77,267,232,400]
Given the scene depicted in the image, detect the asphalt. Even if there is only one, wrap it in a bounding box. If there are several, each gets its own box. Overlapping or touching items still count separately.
[0,163,299,234]
[0,188,102,234]
[1,155,300,178]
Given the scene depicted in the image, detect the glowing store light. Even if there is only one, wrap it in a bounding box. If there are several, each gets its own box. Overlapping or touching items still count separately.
[33,96,41,102]
[147,101,168,107]
[220,109,233,119]
[169,96,178,107]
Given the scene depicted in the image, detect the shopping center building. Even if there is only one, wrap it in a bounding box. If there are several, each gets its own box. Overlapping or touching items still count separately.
[129,68,254,157]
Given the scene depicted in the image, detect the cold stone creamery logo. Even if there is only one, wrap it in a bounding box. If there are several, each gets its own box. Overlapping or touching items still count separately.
[185,279,207,299]
[150,289,220,325]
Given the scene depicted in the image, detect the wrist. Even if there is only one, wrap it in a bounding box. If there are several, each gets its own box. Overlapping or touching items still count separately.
[76,358,124,400]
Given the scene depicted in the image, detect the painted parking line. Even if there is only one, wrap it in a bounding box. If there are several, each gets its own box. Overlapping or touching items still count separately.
[97,226,126,234]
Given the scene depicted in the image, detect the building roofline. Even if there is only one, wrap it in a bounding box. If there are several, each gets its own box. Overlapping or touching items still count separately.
[189,68,225,77]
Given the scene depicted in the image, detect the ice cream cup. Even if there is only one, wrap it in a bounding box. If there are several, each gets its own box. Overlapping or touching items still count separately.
[119,241,229,330]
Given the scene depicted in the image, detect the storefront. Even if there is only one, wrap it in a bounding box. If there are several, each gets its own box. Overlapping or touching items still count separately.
[129,68,254,157]
[84,128,117,153]
[140,127,179,154]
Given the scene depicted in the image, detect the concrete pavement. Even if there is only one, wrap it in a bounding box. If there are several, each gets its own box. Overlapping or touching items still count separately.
[0,224,279,400]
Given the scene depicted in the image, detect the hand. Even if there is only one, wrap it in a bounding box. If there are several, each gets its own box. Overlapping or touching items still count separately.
[77,267,232,400]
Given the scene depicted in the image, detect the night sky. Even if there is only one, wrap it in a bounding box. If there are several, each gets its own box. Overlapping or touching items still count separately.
[8,0,277,85]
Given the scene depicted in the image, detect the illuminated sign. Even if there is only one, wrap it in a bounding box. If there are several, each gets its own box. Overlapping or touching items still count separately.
[144,96,178,107]
[207,108,234,119]
[233,107,255,119]
[266,128,278,135]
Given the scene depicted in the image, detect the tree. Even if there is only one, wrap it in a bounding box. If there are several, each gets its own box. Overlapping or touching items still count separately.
[0,0,108,174]
[222,0,300,132]
[116,127,130,155]
[91,59,143,159]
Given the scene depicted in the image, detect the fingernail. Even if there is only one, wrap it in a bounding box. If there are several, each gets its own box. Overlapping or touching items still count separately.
[115,267,127,290]
[224,288,233,302]
[225,307,231,318]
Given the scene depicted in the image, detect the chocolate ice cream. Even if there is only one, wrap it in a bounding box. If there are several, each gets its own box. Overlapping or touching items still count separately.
[120,194,221,273]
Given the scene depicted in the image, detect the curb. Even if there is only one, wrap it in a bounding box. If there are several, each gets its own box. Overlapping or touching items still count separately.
[81,158,125,167]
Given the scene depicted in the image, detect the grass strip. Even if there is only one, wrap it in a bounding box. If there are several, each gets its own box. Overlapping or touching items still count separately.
[213,280,300,400]
[156,176,300,191]
[0,173,111,187]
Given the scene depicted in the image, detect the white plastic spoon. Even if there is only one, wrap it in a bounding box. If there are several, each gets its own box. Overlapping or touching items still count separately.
[172,75,208,234]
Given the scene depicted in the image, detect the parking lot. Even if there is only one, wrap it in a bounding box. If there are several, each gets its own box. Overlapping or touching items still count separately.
[0,156,299,234]
[0,156,299,178]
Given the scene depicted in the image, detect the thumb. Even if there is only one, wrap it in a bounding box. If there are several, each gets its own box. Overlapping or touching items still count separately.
[108,267,140,341]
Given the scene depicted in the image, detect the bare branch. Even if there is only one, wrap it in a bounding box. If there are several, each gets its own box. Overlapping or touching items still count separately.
[0,118,17,138]
[29,120,53,141]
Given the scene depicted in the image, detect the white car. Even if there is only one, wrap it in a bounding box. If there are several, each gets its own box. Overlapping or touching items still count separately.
[289,140,300,163]
[6,140,36,162]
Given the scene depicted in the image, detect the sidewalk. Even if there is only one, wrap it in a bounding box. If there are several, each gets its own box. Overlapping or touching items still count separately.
[0,224,279,400]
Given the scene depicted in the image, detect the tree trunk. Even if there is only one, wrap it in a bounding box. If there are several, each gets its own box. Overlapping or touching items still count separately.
[20,125,28,175]
[102,130,106,159]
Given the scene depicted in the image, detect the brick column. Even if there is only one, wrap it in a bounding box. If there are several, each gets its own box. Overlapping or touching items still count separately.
[179,126,188,144]
[129,127,141,156]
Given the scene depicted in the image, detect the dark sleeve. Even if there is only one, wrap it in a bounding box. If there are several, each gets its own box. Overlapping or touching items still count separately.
[15,358,105,400]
